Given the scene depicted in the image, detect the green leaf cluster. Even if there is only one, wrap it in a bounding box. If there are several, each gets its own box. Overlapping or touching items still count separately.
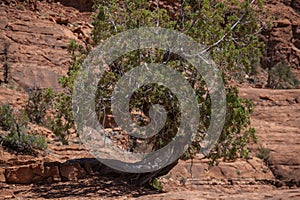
[0,104,47,153]
[25,88,55,124]
[267,61,299,89]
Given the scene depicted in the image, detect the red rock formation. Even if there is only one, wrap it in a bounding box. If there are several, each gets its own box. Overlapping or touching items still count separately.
[0,0,92,91]
[261,0,300,78]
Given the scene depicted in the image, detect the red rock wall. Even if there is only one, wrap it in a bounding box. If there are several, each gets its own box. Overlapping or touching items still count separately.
[261,0,300,76]
[0,0,92,91]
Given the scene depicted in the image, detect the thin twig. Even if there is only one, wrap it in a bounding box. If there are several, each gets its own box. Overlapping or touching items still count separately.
[179,0,185,29]
[107,10,117,33]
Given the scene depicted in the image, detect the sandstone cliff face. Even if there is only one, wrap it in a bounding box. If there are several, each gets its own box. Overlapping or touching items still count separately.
[239,88,300,186]
[0,0,92,92]
[53,0,93,12]
[261,0,300,78]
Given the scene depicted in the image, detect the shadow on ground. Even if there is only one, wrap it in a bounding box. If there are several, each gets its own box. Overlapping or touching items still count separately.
[13,176,160,199]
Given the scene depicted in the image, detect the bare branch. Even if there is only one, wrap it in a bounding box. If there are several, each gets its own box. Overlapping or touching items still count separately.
[201,0,256,53]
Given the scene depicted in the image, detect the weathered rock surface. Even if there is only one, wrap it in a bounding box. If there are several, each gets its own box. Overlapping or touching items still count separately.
[3,159,98,184]
[54,0,93,12]
[0,0,92,91]
[261,0,300,78]
[0,168,6,183]
[60,162,87,181]
[137,188,300,200]
[158,157,276,192]
[5,164,38,184]
[239,88,300,186]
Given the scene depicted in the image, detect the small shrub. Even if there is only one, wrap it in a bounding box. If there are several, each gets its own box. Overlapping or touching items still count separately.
[1,130,47,155]
[256,145,271,162]
[150,178,163,191]
[25,88,55,124]
[0,104,14,131]
[179,176,186,185]
[267,61,299,89]
[50,94,74,145]
[2,130,47,150]
[0,104,47,154]
[67,39,79,56]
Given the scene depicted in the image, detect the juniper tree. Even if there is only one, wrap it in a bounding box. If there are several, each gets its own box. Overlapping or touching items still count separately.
[49,0,264,165]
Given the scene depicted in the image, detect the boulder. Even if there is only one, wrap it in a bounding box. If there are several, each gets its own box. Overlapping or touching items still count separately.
[5,165,34,184]
[44,163,61,182]
[0,168,6,183]
[60,162,87,181]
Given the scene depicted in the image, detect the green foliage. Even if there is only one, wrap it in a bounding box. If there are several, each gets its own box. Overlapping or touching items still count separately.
[22,40,87,145]
[25,88,55,124]
[91,0,260,163]
[50,93,75,145]
[67,39,79,56]
[0,104,28,132]
[150,178,163,191]
[91,0,175,44]
[49,40,88,144]
[61,40,87,91]
[207,86,257,163]
[92,0,264,76]
[1,130,47,152]
[47,0,262,165]
[0,104,14,131]
[256,145,271,162]
[267,61,299,89]
[179,176,187,185]
[0,104,47,154]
